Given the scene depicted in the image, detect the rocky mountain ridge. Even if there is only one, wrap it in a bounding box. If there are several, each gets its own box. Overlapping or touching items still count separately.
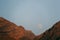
[34,21,60,40]
[0,17,35,40]
[0,17,60,40]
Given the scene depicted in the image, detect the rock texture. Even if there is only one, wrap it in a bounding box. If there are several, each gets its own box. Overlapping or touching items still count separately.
[0,17,60,40]
[34,21,60,40]
[0,17,35,40]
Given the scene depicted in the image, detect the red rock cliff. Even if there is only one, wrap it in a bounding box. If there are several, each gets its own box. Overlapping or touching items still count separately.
[0,17,35,40]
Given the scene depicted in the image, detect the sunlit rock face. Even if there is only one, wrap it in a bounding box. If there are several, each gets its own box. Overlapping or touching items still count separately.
[0,17,60,40]
[0,17,35,40]
[25,30,35,40]
[34,21,60,40]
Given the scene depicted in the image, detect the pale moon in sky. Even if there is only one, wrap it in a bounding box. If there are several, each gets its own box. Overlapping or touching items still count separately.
[37,24,43,29]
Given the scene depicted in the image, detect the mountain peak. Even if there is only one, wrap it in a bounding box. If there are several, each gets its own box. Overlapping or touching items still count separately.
[54,21,60,27]
[34,21,60,40]
[0,17,35,40]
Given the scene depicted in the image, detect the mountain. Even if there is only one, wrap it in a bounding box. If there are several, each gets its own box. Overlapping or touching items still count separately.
[34,21,60,40]
[0,17,60,40]
[0,17,35,40]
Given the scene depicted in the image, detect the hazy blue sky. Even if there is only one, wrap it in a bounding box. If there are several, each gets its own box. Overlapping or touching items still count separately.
[0,0,60,35]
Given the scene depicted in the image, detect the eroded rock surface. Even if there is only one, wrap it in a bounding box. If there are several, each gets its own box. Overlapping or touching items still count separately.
[0,17,35,40]
[0,17,60,40]
[34,21,60,40]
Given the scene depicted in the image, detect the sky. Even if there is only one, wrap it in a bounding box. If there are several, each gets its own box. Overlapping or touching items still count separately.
[0,0,60,35]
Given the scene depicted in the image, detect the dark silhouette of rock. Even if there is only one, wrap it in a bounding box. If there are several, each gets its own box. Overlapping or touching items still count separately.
[0,17,35,40]
[34,21,60,40]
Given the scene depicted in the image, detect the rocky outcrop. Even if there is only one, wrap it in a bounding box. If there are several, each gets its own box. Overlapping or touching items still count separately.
[34,21,60,40]
[0,17,35,40]
[25,30,35,40]
[0,17,60,40]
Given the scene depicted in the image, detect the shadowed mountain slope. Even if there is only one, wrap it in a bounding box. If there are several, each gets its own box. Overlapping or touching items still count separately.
[34,21,60,40]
